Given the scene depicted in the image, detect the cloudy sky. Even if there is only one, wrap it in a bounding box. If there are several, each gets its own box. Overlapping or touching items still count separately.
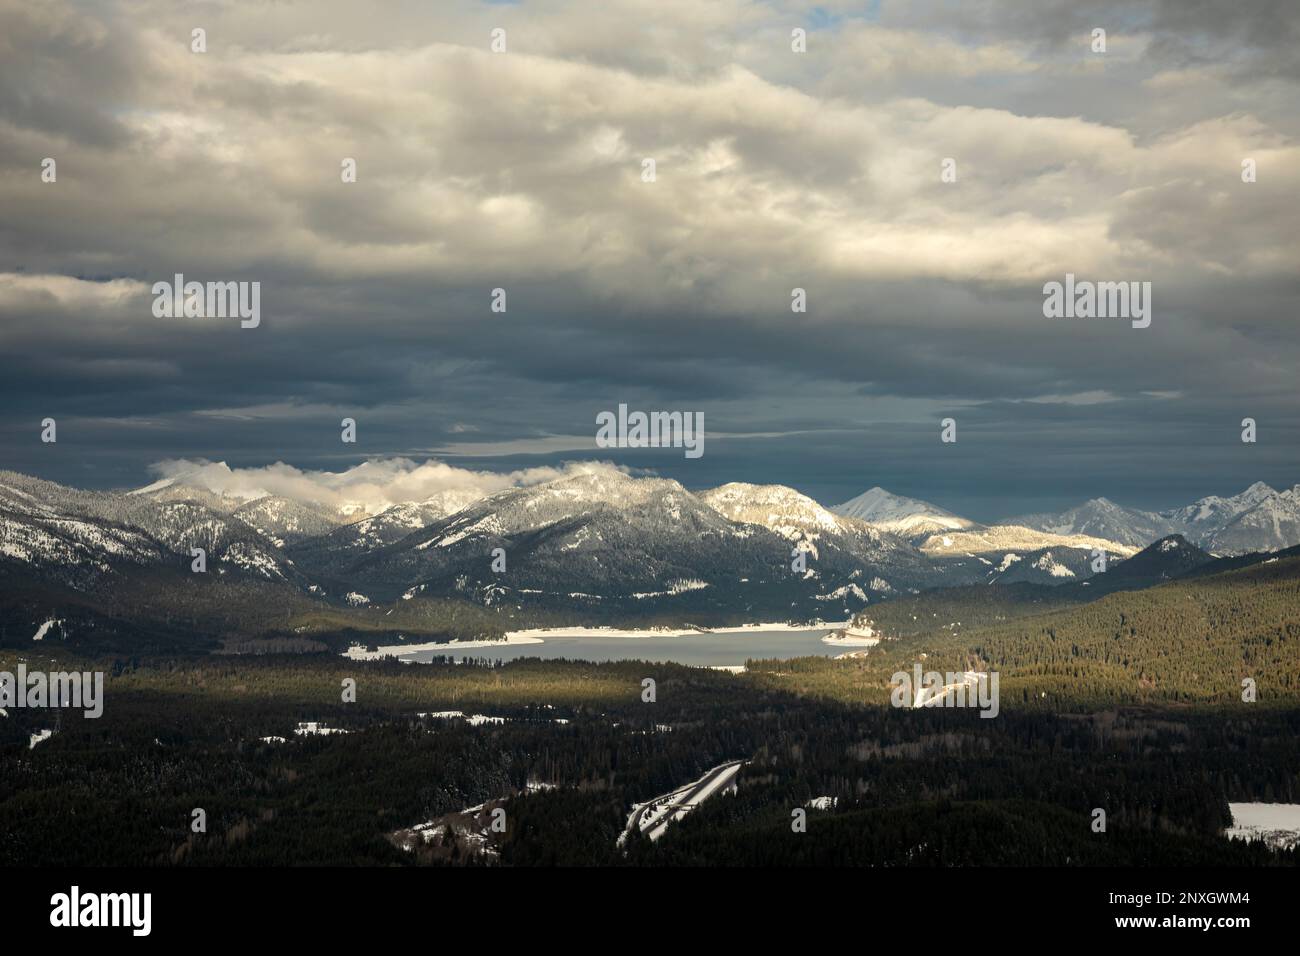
[1,0,1298,521]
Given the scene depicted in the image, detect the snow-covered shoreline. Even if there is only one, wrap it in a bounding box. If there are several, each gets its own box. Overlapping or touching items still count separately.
[1225,802,1300,851]
[823,636,879,647]
[342,621,849,663]
[342,634,545,660]
[820,625,880,647]
[504,621,847,641]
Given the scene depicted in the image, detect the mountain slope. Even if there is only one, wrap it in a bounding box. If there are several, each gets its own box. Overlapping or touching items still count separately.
[796,550,1300,712]
[1,470,298,586]
[231,496,342,547]
[920,525,1136,559]
[1052,534,1212,599]
[949,554,1300,705]
[846,533,1266,645]
[291,490,484,563]
[700,482,970,595]
[301,473,972,622]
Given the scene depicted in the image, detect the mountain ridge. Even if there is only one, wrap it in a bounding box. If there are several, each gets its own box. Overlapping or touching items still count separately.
[4,469,1299,645]
[1009,482,1300,555]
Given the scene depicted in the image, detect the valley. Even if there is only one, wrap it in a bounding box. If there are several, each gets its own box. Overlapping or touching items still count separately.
[3,466,1299,868]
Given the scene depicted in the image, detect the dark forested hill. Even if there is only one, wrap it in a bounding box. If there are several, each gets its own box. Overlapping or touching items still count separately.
[757,553,1300,710]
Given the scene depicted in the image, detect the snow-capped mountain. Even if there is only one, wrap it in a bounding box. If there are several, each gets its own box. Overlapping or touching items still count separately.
[5,468,1298,636]
[305,471,782,605]
[701,482,847,537]
[405,470,744,578]
[0,483,164,589]
[231,496,342,547]
[1164,481,1277,532]
[129,460,481,523]
[1160,482,1300,554]
[291,490,485,561]
[1009,498,1177,550]
[1,470,297,587]
[832,486,972,538]
[1201,486,1300,554]
[697,482,949,594]
[129,482,245,514]
[1008,483,1300,555]
[295,472,961,617]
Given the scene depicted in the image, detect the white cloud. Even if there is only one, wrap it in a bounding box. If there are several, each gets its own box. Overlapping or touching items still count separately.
[145,456,632,514]
[5,2,1295,312]
[0,273,147,314]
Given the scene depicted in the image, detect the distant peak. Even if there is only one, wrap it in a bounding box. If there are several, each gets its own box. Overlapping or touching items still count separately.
[832,486,969,531]
[1241,481,1276,496]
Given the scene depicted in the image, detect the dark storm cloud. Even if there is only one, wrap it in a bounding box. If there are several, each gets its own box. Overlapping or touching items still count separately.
[0,2,139,148]
[0,0,1297,515]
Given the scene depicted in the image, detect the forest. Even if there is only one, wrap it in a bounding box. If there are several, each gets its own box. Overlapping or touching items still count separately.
[2,557,1298,866]
[2,658,1297,865]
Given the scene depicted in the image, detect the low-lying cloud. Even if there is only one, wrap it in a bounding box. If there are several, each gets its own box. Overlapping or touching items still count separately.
[146,457,632,514]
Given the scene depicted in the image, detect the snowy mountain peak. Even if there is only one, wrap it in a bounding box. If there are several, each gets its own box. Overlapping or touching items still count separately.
[1009,497,1174,549]
[700,483,842,533]
[831,487,971,536]
[534,469,687,508]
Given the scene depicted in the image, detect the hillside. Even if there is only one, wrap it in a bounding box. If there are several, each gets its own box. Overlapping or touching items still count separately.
[757,554,1300,710]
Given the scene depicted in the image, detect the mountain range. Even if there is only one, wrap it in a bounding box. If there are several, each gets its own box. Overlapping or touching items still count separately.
[1007,481,1300,553]
[3,467,1299,646]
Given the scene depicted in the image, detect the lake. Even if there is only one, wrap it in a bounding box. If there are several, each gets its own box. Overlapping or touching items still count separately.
[400,625,850,668]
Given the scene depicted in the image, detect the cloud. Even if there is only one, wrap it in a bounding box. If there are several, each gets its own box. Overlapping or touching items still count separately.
[145,456,632,513]
[4,2,1296,297]
[0,0,1296,515]
[0,273,147,316]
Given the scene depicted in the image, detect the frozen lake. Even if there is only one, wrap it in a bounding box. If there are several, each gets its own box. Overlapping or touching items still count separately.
[1225,802,1300,851]
[399,625,846,668]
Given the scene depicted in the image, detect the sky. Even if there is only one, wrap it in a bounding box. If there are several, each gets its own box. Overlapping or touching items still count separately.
[1,0,1298,522]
